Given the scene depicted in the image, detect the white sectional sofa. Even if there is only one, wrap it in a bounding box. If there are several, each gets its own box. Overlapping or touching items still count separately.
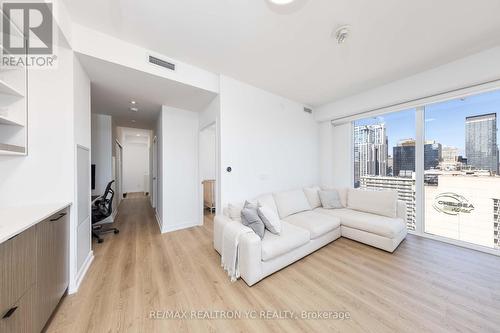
[214,187,407,286]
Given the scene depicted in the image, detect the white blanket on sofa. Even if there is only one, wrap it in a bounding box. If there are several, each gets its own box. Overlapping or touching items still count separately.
[221,221,253,282]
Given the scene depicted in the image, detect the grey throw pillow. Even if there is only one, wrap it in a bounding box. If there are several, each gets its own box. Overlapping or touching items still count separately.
[241,201,265,239]
[319,190,343,209]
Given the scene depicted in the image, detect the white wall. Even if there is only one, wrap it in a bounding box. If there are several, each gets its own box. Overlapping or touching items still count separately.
[73,57,92,289]
[199,125,216,181]
[159,106,200,232]
[122,133,150,193]
[91,114,113,196]
[155,112,163,230]
[219,76,320,207]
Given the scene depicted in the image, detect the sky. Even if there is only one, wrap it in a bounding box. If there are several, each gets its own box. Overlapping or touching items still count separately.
[355,90,500,156]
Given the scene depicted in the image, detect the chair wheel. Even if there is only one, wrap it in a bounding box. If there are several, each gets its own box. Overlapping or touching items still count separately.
[114,230,119,234]
[97,239,104,244]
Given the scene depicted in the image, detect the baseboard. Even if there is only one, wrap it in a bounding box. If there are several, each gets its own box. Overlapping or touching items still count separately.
[69,250,94,294]
[154,210,162,232]
[162,221,201,233]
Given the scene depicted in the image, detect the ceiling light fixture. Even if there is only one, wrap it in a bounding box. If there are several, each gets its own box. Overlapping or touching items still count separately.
[130,107,139,112]
[131,119,136,123]
[130,100,136,105]
[269,0,296,5]
[334,25,351,44]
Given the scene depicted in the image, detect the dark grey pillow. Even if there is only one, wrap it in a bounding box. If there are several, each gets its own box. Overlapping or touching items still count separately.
[241,201,265,239]
[319,190,343,209]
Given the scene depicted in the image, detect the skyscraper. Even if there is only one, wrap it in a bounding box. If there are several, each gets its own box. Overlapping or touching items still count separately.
[393,139,442,176]
[392,139,415,177]
[353,124,388,186]
[442,146,459,163]
[465,113,498,174]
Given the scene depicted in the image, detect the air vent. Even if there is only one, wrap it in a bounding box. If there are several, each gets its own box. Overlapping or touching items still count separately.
[148,55,176,71]
[303,107,313,114]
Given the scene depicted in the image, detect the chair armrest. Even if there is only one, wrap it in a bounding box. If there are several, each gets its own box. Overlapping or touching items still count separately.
[238,232,262,286]
[396,200,407,220]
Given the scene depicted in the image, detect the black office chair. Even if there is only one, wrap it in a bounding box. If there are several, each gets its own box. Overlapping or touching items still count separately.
[92,180,119,243]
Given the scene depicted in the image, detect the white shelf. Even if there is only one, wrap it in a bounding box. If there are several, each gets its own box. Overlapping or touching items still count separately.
[0,78,24,97]
[0,114,24,126]
[0,143,25,155]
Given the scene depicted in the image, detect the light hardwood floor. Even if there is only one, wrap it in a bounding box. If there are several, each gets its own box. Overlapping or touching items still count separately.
[46,197,500,333]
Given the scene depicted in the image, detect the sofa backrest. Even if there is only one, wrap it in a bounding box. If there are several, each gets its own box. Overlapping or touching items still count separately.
[347,189,398,218]
[273,189,312,219]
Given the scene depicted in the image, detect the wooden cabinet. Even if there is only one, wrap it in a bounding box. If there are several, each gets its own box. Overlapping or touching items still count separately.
[0,226,36,333]
[35,209,69,332]
[0,207,69,333]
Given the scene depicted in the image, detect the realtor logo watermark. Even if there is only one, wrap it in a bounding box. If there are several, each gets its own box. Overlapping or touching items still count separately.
[1,1,57,68]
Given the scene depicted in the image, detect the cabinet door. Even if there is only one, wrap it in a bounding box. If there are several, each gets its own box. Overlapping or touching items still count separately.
[0,287,35,333]
[35,209,69,332]
[0,227,36,319]
[54,209,69,299]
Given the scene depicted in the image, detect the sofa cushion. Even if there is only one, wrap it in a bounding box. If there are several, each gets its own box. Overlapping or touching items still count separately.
[321,186,348,207]
[255,193,279,216]
[303,186,322,209]
[227,203,244,221]
[273,190,312,218]
[257,205,281,235]
[241,201,265,239]
[283,211,340,239]
[318,190,343,209]
[315,208,405,238]
[261,222,310,261]
[347,189,397,218]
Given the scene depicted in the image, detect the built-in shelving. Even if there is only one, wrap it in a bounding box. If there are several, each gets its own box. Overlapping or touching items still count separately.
[0,14,28,156]
[0,114,24,126]
[0,78,24,97]
[0,142,26,154]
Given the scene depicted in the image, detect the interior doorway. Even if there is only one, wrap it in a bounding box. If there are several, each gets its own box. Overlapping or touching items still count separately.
[199,123,217,223]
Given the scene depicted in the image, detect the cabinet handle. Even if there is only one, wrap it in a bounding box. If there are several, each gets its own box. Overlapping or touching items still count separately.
[50,212,67,221]
[2,306,18,319]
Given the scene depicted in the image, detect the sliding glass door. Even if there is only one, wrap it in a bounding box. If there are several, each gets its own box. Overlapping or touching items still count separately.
[352,88,500,252]
[424,91,500,250]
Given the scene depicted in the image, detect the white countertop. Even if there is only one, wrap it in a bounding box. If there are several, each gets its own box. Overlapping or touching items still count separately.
[0,203,71,244]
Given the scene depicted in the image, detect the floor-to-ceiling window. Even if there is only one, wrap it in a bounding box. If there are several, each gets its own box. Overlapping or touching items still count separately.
[352,88,500,251]
[353,109,416,230]
[424,90,500,250]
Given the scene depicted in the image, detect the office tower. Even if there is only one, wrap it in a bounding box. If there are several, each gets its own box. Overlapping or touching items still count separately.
[424,141,442,170]
[353,124,388,185]
[393,139,442,176]
[393,139,415,177]
[442,146,459,162]
[465,113,498,174]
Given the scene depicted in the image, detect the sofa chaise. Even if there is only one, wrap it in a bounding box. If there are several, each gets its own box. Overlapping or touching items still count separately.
[214,187,407,286]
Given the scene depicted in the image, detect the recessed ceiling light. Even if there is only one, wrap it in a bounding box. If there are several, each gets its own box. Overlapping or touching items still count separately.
[131,119,136,123]
[334,25,351,44]
[269,0,295,4]
[131,100,136,105]
[130,107,139,112]
[136,134,141,137]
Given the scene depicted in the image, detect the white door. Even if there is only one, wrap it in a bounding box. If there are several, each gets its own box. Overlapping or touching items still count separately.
[152,136,158,208]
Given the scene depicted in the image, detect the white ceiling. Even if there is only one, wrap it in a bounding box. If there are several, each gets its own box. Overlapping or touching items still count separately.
[65,0,500,106]
[78,54,217,129]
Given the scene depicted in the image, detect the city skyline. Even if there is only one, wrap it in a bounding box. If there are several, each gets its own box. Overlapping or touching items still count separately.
[355,90,500,157]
